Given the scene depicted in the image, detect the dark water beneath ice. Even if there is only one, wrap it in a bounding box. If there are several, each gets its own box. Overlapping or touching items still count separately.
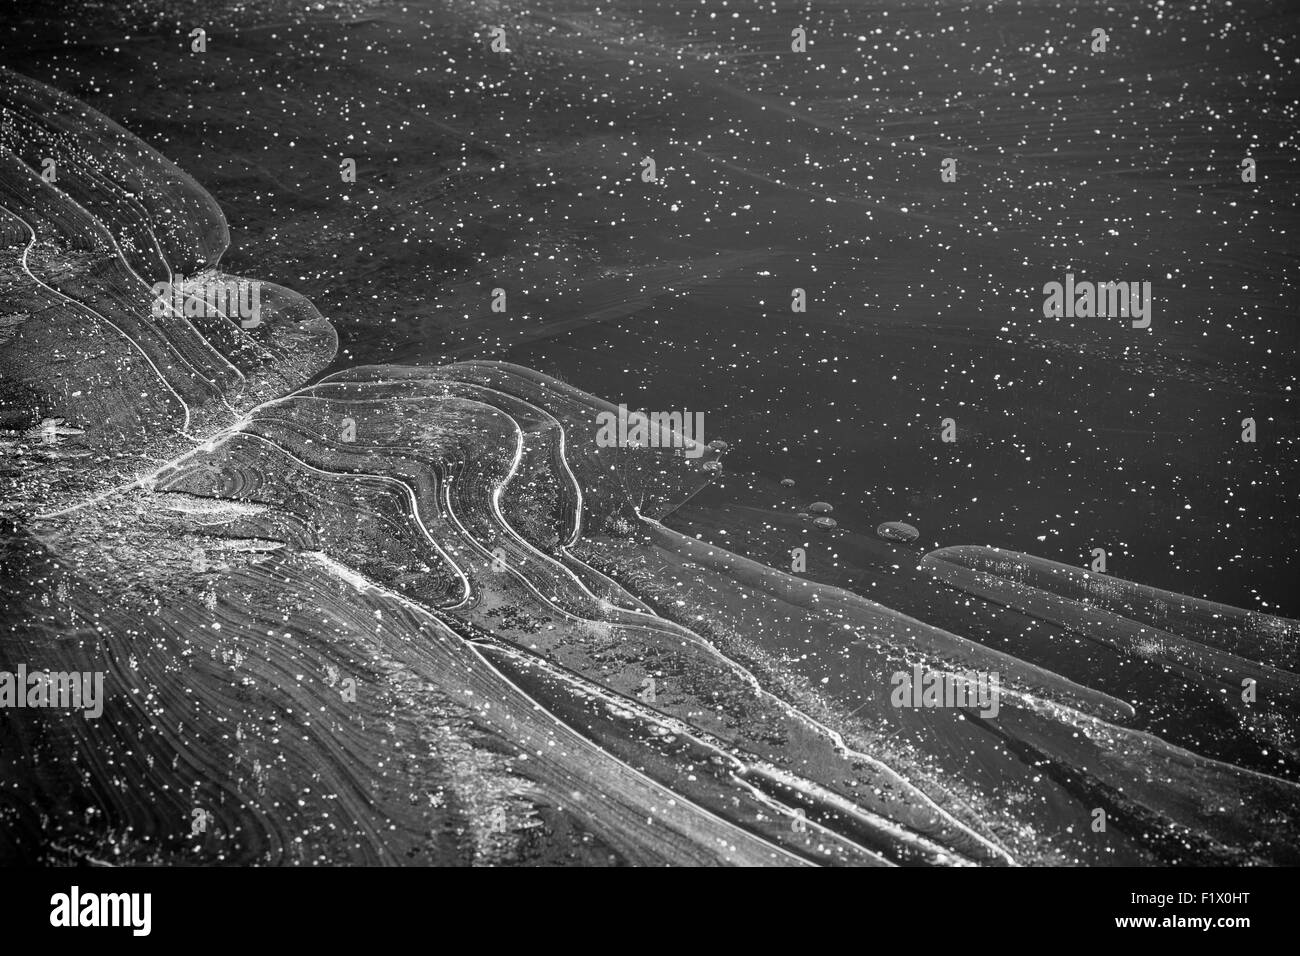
[491,0,1300,616]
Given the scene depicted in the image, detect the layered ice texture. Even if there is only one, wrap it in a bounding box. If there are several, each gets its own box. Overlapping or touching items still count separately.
[1,68,1296,866]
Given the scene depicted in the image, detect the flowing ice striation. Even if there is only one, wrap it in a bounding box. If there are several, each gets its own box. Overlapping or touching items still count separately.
[1,67,1297,867]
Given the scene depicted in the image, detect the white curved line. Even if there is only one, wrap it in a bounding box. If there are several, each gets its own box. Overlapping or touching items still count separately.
[0,200,197,435]
[228,429,473,609]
